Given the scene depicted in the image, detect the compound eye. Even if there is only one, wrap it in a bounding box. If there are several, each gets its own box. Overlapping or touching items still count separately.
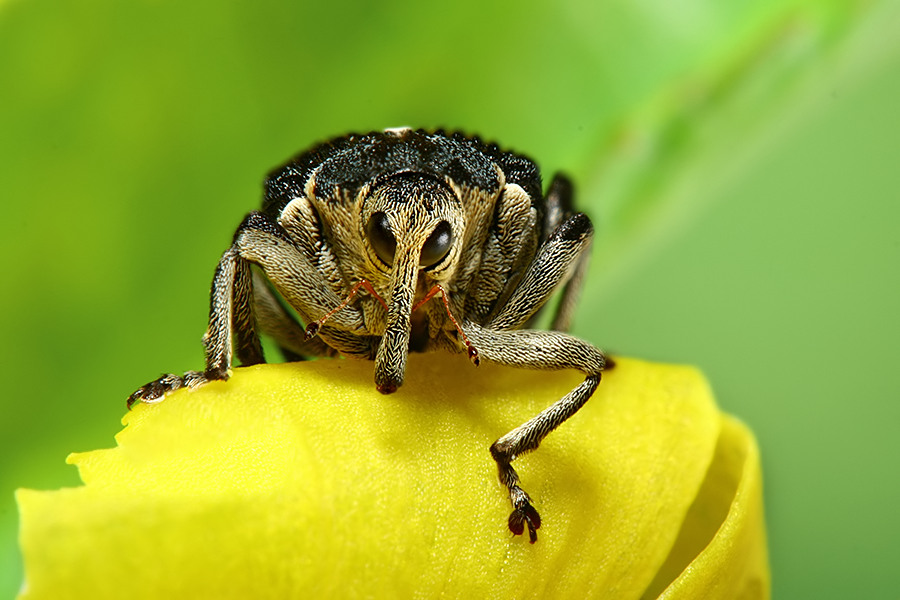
[419,220,453,268]
[366,211,397,266]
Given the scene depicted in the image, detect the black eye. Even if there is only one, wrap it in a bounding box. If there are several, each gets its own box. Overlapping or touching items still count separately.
[366,211,397,266]
[419,220,453,268]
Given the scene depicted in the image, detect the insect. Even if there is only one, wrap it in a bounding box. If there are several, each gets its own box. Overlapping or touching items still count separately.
[128,128,608,543]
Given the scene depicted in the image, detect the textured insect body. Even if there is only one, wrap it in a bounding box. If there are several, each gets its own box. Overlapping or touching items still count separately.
[129,128,608,543]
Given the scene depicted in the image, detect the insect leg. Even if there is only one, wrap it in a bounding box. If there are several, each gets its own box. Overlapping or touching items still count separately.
[489,212,593,331]
[231,252,265,367]
[536,175,591,332]
[540,174,576,243]
[251,270,338,361]
[462,323,606,543]
[236,213,377,361]
[127,211,369,407]
[127,245,251,407]
[462,210,602,542]
[463,182,539,324]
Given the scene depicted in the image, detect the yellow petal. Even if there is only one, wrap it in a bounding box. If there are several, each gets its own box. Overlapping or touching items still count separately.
[17,355,768,598]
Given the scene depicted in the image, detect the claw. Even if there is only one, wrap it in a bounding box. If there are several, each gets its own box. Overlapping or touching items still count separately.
[126,381,166,409]
[467,345,480,366]
[125,390,143,410]
[508,501,542,543]
[125,373,187,409]
[304,322,320,340]
[127,384,157,409]
[508,510,525,536]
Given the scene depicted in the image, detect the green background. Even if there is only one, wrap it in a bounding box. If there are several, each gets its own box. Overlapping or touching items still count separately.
[1,0,897,597]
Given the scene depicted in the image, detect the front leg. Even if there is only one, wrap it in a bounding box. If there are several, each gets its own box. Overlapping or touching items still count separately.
[128,210,367,408]
[127,245,254,407]
[462,323,606,543]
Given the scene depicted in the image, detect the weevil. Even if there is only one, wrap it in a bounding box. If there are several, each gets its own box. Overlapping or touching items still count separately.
[128,128,608,543]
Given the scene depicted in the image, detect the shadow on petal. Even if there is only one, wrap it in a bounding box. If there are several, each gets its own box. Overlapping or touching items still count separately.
[644,416,769,599]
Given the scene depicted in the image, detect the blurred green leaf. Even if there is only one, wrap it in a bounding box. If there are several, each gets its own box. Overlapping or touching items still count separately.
[579,0,893,292]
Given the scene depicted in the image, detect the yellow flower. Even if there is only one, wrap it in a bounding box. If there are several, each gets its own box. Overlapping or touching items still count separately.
[17,356,768,598]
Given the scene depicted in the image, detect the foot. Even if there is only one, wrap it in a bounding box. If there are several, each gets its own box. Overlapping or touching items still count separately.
[126,370,210,409]
[507,486,542,543]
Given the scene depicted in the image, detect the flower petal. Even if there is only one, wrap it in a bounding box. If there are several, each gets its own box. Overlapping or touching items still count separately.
[653,415,769,598]
[17,356,767,598]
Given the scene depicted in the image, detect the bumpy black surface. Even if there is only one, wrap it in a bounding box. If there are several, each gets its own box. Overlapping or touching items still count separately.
[261,130,543,219]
